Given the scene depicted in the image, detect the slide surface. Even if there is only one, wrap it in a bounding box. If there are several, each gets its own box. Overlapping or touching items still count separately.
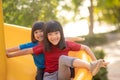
[1,23,92,80]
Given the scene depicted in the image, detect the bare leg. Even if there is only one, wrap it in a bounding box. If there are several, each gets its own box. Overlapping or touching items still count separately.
[73,59,104,76]
[73,59,90,70]
[58,55,103,79]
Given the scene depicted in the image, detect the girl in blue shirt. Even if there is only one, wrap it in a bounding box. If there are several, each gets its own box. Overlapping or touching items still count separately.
[6,21,45,80]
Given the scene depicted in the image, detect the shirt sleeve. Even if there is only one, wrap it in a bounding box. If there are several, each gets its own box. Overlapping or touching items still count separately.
[19,42,37,50]
[33,44,43,55]
[67,41,81,51]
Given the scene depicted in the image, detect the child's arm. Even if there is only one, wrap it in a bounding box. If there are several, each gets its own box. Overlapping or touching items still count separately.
[80,44,109,67]
[80,45,97,61]
[6,48,33,58]
[65,37,85,42]
[6,46,20,53]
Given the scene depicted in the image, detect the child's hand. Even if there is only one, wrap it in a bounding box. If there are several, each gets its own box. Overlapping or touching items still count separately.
[65,37,85,42]
[78,37,85,41]
[6,51,12,58]
[74,37,85,41]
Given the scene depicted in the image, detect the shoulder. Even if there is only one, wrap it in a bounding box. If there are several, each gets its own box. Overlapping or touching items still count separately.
[65,41,81,50]
[65,40,81,47]
[66,40,77,45]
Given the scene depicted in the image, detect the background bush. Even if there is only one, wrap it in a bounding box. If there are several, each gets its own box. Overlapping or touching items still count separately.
[77,33,107,47]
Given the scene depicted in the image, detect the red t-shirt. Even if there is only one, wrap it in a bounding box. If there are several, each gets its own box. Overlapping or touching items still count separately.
[33,41,81,73]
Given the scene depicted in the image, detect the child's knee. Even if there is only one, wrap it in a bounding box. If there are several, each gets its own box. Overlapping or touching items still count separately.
[59,55,66,63]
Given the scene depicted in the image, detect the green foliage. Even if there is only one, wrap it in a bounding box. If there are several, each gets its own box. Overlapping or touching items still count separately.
[3,0,59,27]
[76,30,120,47]
[93,68,108,80]
[78,33,107,47]
[2,0,85,27]
[96,0,120,29]
[55,0,84,24]
[92,49,108,80]
[110,29,120,33]
[93,49,105,59]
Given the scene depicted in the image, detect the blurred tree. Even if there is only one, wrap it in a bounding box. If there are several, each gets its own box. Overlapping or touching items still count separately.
[3,0,58,27]
[88,0,94,35]
[58,0,83,23]
[71,0,83,21]
[96,0,120,30]
[3,0,97,36]
[60,0,95,35]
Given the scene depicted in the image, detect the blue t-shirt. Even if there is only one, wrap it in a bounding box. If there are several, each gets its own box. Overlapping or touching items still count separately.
[19,42,45,69]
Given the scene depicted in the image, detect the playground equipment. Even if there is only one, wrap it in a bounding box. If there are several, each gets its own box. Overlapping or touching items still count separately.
[0,1,92,80]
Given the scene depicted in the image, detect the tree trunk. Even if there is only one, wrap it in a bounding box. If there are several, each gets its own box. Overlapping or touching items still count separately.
[88,0,94,36]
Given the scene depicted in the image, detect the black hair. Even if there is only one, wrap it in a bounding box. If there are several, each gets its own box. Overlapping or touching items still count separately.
[44,20,66,52]
[31,21,45,43]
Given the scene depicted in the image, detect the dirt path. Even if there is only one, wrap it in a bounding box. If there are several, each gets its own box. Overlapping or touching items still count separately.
[96,40,120,80]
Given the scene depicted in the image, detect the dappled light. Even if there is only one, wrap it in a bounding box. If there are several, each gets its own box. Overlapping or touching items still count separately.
[64,20,116,37]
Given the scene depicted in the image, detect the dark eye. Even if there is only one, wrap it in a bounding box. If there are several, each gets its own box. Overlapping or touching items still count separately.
[35,31,38,34]
[55,31,59,34]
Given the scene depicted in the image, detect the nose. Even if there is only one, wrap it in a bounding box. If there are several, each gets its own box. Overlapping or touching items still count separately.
[52,34,57,38]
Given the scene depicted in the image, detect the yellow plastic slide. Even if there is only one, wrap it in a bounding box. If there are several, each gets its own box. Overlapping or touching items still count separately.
[4,24,36,80]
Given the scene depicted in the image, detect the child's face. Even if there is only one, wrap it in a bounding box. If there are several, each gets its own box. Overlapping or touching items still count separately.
[34,29,43,42]
[47,31,61,45]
